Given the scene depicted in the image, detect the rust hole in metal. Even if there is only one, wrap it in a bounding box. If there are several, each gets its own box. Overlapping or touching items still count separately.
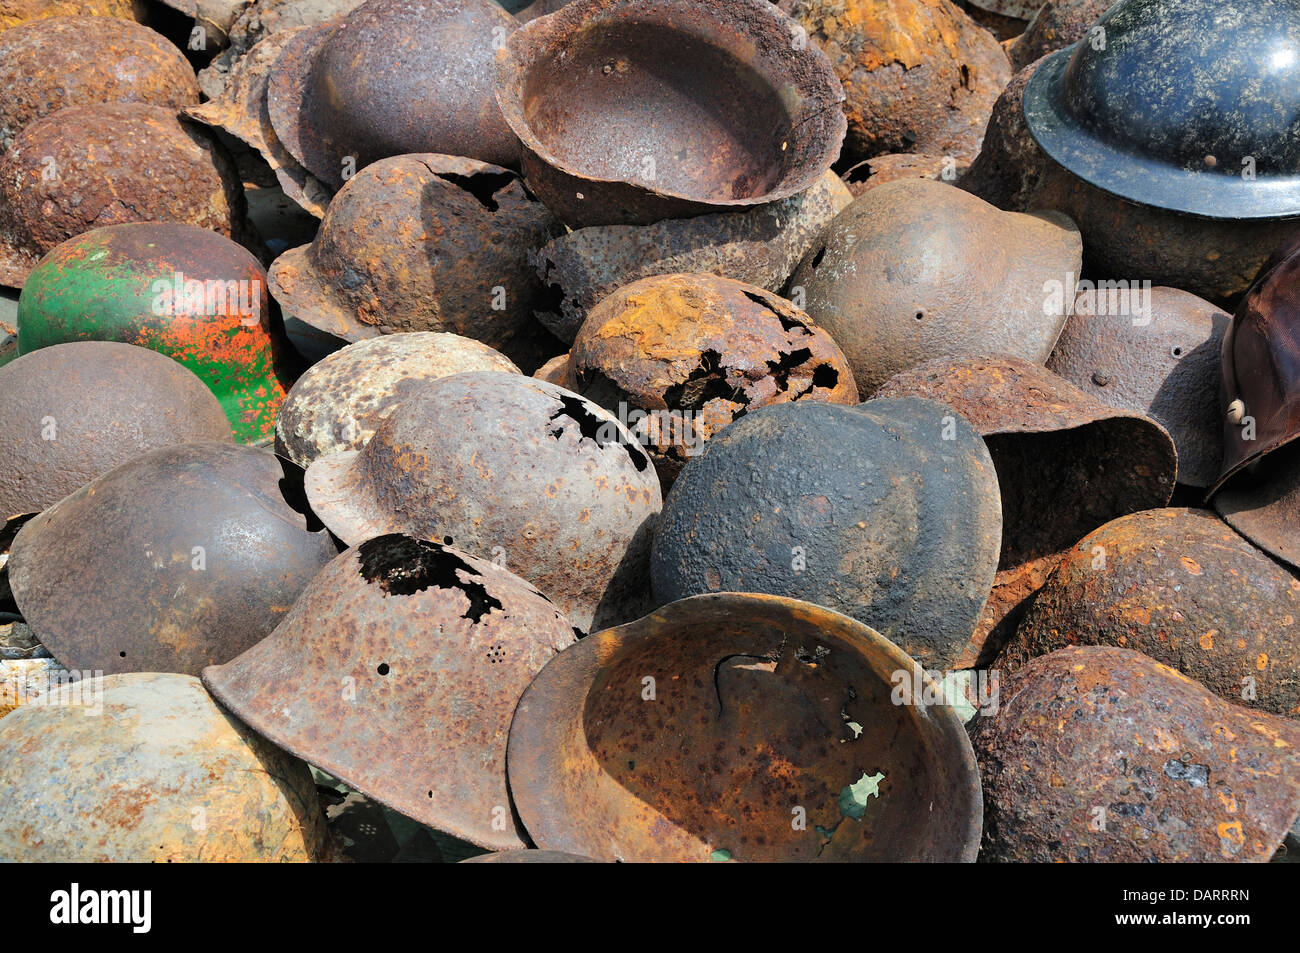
[546,392,650,472]
[432,170,516,212]
[356,535,503,622]
[741,289,809,335]
[377,663,390,676]
[766,347,814,393]
[663,349,749,411]
[809,246,826,269]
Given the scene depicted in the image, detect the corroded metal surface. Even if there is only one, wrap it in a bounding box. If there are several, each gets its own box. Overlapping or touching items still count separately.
[570,274,859,491]
[785,0,1011,165]
[1215,439,1300,573]
[963,0,1039,20]
[495,0,847,227]
[508,593,983,862]
[8,443,338,676]
[1005,508,1300,717]
[791,179,1081,394]
[875,356,1177,664]
[0,16,198,153]
[1048,286,1228,488]
[305,372,662,632]
[203,535,576,851]
[650,399,1001,669]
[970,645,1300,862]
[1023,0,1300,220]
[16,223,294,442]
[532,171,852,343]
[0,0,135,31]
[841,153,959,197]
[0,342,232,518]
[0,103,244,288]
[958,54,1048,211]
[268,154,561,365]
[1009,0,1110,71]
[0,673,329,861]
[156,0,251,46]
[268,0,521,190]
[188,26,332,218]
[460,850,599,863]
[276,332,520,468]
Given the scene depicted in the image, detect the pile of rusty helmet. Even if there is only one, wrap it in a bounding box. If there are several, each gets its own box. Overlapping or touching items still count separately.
[0,0,1297,867]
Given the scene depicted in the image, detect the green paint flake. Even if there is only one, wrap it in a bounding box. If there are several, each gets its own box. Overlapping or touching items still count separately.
[710,848,732,862]
[838,771,885,819]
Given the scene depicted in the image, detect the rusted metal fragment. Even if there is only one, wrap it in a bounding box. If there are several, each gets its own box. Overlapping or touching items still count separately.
[786,0,1011,165]
[0,342,232,518]
[841,153,962,197]
[957,0,1028,41]
[0,672,329,861]
[1005,508,1300,717]
[963,0,1040,20]
[651,399,1001,668]
[0,656,62,716]
[958,54,1048,211]
[8,443,338,676]
[198,0,363,99]
[570,274,858,491]
[187,26,332,218]
[875,356,1177,664]
[268,0,520,190]
[513,0,570,21]
[792,179,1081,394]
[1048,287,1228,488]
[1009,0,1109,70]
[155,0,250,46]
[970,645,1300,862]
[533,172,851,343]
[1215,440,1300,574]
[204,535,576,851]
[533,352,571,386]
[0,103,245,288]
[305,372,662,633]
[508,593,983,862]
[496,0,847,227]
[460,850,599,863]
[0,16,198,153]
[0,620,47,661]
[0,0,135,31]
[268,154,561,366]
[275,332,520,468]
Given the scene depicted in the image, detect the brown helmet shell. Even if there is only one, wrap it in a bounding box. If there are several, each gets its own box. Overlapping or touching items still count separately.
[1047,286,1228,488]
[274,332,520,469]
[875,355,1177,665]
[791,180,1083,394]
[268,154,560,357]
[203,534,576,851]
[494,0,847,227]
[569,274,859,491]
[0,0,135,32]
[970,645,1300,862]
[1004,508,1300,717]
[507,593,983,862]
[305,372,662,632]
[0,672,329,862]
[267,0,521,190]
[0,341,232,518]
[8,443,339,676]
[0,103,244,288]
[0,16,199,153]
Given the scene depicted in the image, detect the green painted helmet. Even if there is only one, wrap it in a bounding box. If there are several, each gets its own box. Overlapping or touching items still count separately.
[13,223,296,442]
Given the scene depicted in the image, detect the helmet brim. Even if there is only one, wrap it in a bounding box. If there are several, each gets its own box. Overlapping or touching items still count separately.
[304,449,399,546]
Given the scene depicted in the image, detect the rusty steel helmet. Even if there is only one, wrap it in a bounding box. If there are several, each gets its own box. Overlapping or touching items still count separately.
[782,0,1011,165]
[8,442,338,676]
[508,593,983,862]
[1024,0,1300,221]
[1004,508,1300,717]
[16,223,294,442]
[1047,286,1229,488]
[0,672,329,862]
[875,356,1177,665]
[0,16,199,153]
[267,0,520,190]
[534,170,852,344]
[275,332,520,469]
[495,0,847,228]
[0,0,135,31]
[569,274,859,491]
[306,372,662,632]
[790,179,1083,394]
[0,103,244,289]
[204,534,576,850]
[650,399,1001,669]
[1010,0,1112,71]
[959,55,1051,213]
[0,342,232,519]
[970,645,1300,862]
[269,154,560,361]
